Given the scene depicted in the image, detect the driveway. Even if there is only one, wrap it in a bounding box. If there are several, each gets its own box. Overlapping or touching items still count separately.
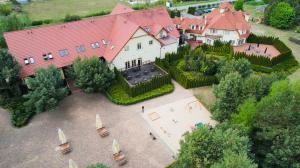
[0,82,193,168]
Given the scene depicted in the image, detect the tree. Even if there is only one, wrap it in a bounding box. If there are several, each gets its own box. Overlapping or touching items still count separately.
[0,49,22,99]
[234,0,244,11]
[0,13,31,47]
[231,97,257,134]
[0,3,12,16]
[73,57,115,93]
[176,126,250,168]
[87,163,110,168]
[269,2,296,29]
[211,150,257,168]
[23,65,69,113]
[216,58,252,80]
[212,72,246,122]
[252,80,300,168]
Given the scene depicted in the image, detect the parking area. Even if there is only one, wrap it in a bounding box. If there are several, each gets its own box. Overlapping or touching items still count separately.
[0,82,195,168]
[141,96,216,154]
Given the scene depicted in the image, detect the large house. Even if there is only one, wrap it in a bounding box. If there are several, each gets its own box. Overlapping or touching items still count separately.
[173,2,251,46]
[4,4,179,78]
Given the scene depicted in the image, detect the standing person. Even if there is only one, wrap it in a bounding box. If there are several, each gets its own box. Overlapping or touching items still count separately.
[142,106,144,113]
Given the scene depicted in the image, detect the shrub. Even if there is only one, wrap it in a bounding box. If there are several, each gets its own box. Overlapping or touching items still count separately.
[64,14,81,22]
[83,10,110,18]
[73,57,115,93]
[11,106,34,128]
[87,163,110,168]
[269,2,296,29]
[106,83,174,105]
[234,0,244,11]
[296,26,300,33]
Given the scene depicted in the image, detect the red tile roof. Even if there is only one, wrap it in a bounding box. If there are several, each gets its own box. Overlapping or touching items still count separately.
[4,4,179,78]
[111,3,134,15]
[173,2,250,35]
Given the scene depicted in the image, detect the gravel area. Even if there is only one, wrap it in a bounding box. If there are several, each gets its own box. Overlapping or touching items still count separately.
[0,82,192,168]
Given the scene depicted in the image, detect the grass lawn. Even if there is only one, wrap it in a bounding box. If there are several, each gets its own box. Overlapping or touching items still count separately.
[105,83,174,105]
[172,0,217,7]
[23,0,121,21]
[191,86,215,109]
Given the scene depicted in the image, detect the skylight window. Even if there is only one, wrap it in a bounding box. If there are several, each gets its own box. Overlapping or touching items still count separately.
[76,45,86,53]
[24,58,29,65]
[29,57,35,64]
[91,42,100,49]
[59,49,69,57]
[43,52,53,60]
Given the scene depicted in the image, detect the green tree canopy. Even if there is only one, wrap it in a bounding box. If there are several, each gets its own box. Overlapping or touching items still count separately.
[234,0,244,11]
[87,163,110,168]
[0,13,31,47]
[73,57,115,93]
[217,58,252,80]
[211,150,258,168]
[23,65,68,113]
[269,2,296,29]
[0,3,12,16]
[176,126,251,168]
[252,80,300,168]
[0,49,21,99]
[212,72,246,122]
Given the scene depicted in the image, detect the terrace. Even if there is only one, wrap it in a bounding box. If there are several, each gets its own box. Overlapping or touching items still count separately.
[234,43,280,59]
[121,63,167,86]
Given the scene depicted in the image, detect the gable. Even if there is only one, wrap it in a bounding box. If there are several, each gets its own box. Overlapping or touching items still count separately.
[132,28,147,38]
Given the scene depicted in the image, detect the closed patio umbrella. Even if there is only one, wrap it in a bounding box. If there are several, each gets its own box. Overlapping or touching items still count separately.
[69,159,78,168]
[58,128,67,144]
[96,114,103,129]
[112,139,120,155]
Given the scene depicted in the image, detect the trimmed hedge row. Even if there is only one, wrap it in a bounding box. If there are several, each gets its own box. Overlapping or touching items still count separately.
[105,83,174,105]
[200,43,233,55]
[114,66,171,97]
[156,58,218,89]
[30,10,111,26]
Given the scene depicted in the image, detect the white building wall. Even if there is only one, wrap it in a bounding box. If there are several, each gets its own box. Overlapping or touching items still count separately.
[111,28,161,70]
[202,29,242,46]
[160,41,178,57]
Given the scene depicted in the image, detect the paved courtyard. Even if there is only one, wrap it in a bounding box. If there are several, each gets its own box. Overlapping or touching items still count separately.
[0,82,194,168]
[234,43,280,59]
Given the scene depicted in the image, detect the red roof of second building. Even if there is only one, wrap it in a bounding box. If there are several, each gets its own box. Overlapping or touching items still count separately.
[4,5,179,78]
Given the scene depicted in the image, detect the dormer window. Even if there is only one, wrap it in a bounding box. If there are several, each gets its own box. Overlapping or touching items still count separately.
[102,39,109,45]
[144,27,151,32]
[76,45,85,53]
[166,26,173,32]
[59,49,69,57]
[24,58,29,65]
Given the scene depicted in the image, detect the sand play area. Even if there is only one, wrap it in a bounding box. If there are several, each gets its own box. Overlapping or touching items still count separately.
[141,96,216,155]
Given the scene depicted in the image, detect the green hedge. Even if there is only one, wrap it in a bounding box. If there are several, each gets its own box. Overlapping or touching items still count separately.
[114,65,171,97]
[236,33,298,69]
[105,83,174,105]
[156,58,218,89]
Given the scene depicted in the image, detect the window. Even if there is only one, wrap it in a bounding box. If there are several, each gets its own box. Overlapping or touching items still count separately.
[132,60,136,67]
[91,42,100,49]
[76,45,85,53]
[224,30,230,35]
[149,40,153,45]
[125,61,130,69]
[43,52,53,60]
[59,49,69,57]
[124,45,129,51]
[29,57,35,64]
[24,58,29,65]
[210,29,217,34]
[137,42,142,50]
